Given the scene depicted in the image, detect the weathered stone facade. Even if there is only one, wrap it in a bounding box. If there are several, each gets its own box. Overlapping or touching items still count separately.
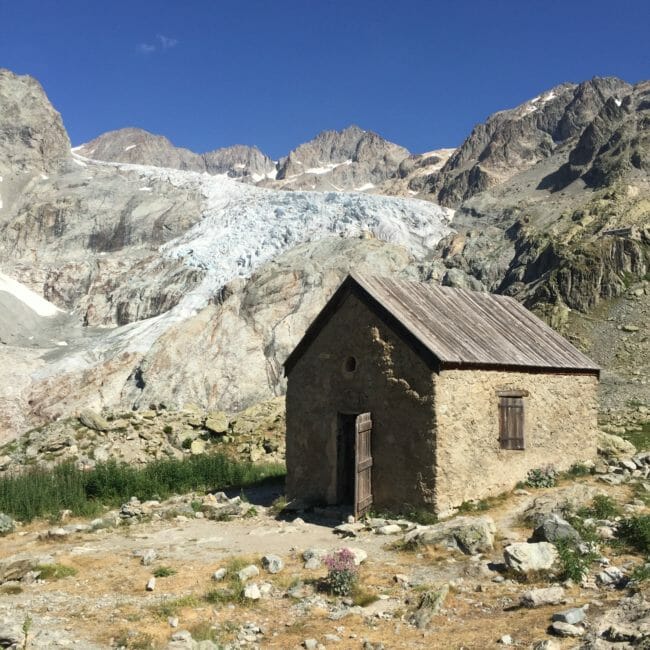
[286,291,436,511]
[285,276,600,515]
[433,370,599,513]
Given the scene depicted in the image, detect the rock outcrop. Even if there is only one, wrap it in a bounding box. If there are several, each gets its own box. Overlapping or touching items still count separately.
[75,127,276,182]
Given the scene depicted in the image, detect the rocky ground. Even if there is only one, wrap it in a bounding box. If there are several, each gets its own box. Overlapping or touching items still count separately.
[0,397,286,474]
[1,435,650,648]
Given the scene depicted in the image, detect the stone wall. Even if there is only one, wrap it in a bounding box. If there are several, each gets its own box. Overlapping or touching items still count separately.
[285,290,436,511]
[433,369,599,513]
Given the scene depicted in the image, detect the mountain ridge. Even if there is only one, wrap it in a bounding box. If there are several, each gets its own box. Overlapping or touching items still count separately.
[0,68,647,441]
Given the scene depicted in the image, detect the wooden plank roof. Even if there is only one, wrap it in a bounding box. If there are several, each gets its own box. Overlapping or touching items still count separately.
[283,273,600,375]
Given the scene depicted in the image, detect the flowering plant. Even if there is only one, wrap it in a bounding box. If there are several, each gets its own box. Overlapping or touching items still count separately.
[324,548,358,596]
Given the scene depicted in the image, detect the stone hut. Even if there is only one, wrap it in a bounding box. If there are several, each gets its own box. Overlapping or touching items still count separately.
[283,273,600,516]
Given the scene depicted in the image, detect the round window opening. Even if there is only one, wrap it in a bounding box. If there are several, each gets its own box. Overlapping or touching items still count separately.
[344,356,357,373]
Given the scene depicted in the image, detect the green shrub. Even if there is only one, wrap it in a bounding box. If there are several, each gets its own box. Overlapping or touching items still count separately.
[163,425,173,435]
[555,538,598,582]
[152,566,176,578]
[617,515,650,554]
[566,462,591,477]
[578,495,621,520]
[181,437,193,450]
[525,465,558,488]
[630,562,650,582]
[36,563,77,580]
[0,456,285,522]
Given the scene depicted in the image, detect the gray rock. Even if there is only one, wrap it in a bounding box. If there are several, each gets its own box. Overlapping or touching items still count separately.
[0,625,24,649]
[211,568,227,581]
[519,587,566,608]
[0,514,15,536]
[531,514,581,544]
[503,542,559,574]
[146,576,156,591]
[498,635,513,645]
[204,411,229,434]
[597,566,625,586]
[403,516,496,554]
[303,547,327,569]
[409,584,449,629]
[78,409,110,432]
[549,621,584,637]
[243,583,261,600]
[552,607,586,625]
[303,640,318,650]
[261,554,284,574]
[237,564,260,581]
[376,524,402,535]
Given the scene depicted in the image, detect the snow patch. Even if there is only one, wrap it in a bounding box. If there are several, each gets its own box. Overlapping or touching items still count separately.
[614,97,622,107]
[71,155,87,167]
[0,272,63,317]
[124,144,137,152]
[305,159,353,175]
[139,187,153,192]
[354,183,375,192]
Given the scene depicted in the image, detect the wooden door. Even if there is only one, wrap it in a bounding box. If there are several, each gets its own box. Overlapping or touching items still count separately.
[354,412,373,518]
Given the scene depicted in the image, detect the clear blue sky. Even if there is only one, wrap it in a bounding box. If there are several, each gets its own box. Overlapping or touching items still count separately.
[1,0,648,158]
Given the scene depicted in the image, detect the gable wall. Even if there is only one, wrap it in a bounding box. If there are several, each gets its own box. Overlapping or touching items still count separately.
[433,369,599,514]
[285,290,437,511]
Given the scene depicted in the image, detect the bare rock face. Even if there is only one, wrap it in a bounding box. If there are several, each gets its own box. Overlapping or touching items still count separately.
[426,77,632,206]
[0,68,70,176]
[202,144,276,180]
[120,237,419,413]
[75,127,276,182]
[270,125,410,192]
[74,127,202,171]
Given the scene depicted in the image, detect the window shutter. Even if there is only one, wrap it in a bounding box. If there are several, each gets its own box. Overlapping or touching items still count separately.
[499,396,524,450]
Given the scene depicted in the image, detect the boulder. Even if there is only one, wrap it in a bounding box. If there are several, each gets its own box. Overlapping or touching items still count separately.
[522,484,603,526]
[503,542,559,574]
[261,554,284,574]
[237,564,260,581]
[549,621,584,637]
[190,439,206,455]
[519,587,566,608]
[244,583,261,600]
[0,513,15,536]
[552,607,586,625]
[302,548,327,569]
[403,516,496,554]
[205,411,229,434]
[531,514,581,544]
[409,584,449,629]
[78,409,110,432]
[597,432,637,459]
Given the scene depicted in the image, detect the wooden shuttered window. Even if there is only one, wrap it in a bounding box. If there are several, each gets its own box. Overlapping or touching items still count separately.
[498,391,526,450]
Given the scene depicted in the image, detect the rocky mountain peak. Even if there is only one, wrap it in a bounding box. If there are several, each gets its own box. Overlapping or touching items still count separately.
[427,76,633,206]
[74,127,203,171]
[0,68,70,175]
[271,124,410,191]
[75,128,276,181]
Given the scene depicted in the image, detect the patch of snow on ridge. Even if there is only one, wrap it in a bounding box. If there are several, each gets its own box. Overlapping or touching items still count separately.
[0,272,63,317]
[124,144,137,152]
